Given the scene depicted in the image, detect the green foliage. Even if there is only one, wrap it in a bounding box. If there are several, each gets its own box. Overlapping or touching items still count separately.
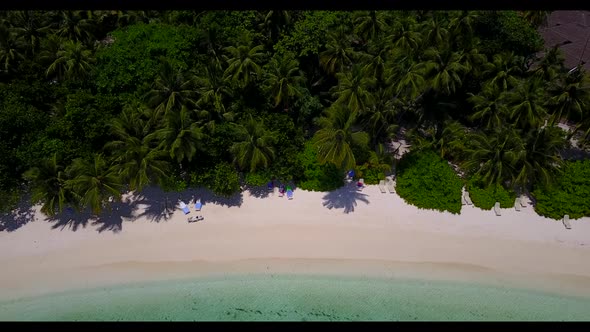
[274,11,348,57]
[467,176,516,210]
[296,142,343,192]
[396,150,463,214]
[476,11,544,57]
[0,90,48,185]
[161,173,187,192]
[95,23,199,94]
[210,162,241,197]
[533,160,590,220]
[0,188,20,214]
[244,171,272,187]
[355,166,385,185]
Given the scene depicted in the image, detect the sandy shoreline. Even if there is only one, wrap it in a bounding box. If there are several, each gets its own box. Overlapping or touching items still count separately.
[1,184,590,301]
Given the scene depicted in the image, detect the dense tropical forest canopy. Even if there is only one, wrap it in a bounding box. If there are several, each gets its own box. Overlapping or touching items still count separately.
[1,10,590,220]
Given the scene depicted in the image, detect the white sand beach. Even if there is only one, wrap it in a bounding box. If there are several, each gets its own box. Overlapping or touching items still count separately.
[1,184,590,302]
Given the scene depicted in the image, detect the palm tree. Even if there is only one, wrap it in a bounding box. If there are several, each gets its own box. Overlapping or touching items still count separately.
[385,51,427,103]
[546,69,590,126]
[147,105,205,164]
[259,10,291,43]
[353,11,388,42]
[412,120,467,159]
[230,116,277,173]
[420,16,449,48]
[503,78,549,130]
[331,64,376,115]
[9,11,51,56]
[362,88,400,145]
[362,38,388,85]
[264,53,305,111]
[0,23,25,72]
[467,84,507,129]
[532,46,565,82]
[483,52,524,92]
[512,126,566,192]
[195,64,234,130]
[448,11,479,48]
[223,35,266,89]
[463,127,524,188]
[145,59,196,120]
[313,105,370,170]
[386,16,422,53]
[23,153,75,216]
[116,11,148,27]
[105,104,170,192]
[320,26,358,75]
[461,47,488,79]
[46,40,94,82]
[54,11,95,45]
[66,154,122,215]
[520,11,551,28]
[421,47,468,96]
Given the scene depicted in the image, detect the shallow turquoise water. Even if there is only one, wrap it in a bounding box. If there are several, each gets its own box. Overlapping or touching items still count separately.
[1,274,589,321]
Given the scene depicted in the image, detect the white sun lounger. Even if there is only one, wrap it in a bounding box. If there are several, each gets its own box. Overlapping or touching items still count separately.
[387,179,395,193]
[179,201,190,215]
[563,214,571,229]
[514,198,521,211]
[520,196,527,207]
[379,180,387,193]
[494,202,501,216]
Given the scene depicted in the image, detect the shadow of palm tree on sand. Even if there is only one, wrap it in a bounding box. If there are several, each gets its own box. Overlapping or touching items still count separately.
[322,183,370,214]
[0,194,36,232]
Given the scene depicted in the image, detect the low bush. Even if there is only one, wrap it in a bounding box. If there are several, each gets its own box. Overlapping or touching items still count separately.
[466,177,516,210]
[395,150,463,214]
[189,162,241,197]
[296,142,343,192]
[244,171,272,187]
[210,162,241,197]
[532,160,590,220]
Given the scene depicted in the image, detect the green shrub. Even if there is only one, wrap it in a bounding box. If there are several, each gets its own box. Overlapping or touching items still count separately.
[354,165,385,185]
[0,188,20,214]
[533,160,590,220]
[476,11,544,57]
[161,174,188,193]
[467,177,516,210]
[296,142,343,191]
[210,162,241,197]
[244,171,272,187]
[395,150,463,214]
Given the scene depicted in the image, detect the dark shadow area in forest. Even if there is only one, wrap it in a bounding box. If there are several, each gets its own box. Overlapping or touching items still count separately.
[322,182,370,214]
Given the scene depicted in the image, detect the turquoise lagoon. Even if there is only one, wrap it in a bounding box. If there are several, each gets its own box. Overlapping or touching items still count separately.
[1,274,589,321]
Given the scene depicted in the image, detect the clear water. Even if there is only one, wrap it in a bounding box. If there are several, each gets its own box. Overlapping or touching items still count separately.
[1,274,589,321]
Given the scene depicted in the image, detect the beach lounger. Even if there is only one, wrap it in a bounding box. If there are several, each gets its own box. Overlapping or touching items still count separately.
[378,180,387,193]
[195,199,202,211]
[387,179,395,193]
[462,195,467,205]
[563,214,571,229]
[514,198,521,211]
[287,189,293,200]
[179,201,190,215]
[494,202,501,216]
[464,192,472,205]
[519,196,527,207]
[188,215,204,223]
